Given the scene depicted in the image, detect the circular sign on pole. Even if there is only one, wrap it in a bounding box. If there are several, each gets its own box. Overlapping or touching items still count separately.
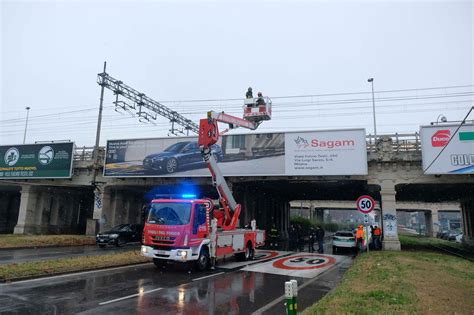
[356,195,375,214]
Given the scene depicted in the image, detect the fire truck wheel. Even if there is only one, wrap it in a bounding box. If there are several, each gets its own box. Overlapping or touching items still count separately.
[244,243,254,261]
[165,158,178,174]
[195,247,210,271]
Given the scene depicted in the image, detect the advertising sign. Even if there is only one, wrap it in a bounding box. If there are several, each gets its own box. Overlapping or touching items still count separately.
[285,129,367,175]
[103,129,367,177]
[0,142,74,179]
[420,123,474,174]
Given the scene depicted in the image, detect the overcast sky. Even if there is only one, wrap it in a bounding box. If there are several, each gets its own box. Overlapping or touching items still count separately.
[1,0,472,147]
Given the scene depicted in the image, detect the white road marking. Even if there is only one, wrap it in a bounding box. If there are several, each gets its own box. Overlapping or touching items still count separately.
[192,271,225,281]
[99,288,163,305]
[0,263,152,286]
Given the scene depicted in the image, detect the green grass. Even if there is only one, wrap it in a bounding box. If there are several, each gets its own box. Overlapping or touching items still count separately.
[398,234,465,249]
[0,250,149,281]
[303,251,474,314]
[0,235,95,248]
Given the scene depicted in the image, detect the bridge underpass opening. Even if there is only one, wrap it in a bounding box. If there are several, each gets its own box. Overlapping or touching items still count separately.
[397,210,462,237]
[0,185,93,235]
[290,203,381,229]
[233,179,379,239]
[0,186,21,234]
[396,183,474,243]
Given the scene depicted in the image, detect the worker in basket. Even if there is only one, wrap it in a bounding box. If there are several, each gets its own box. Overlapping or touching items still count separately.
[256,92,266,106]
[246,87,253,99]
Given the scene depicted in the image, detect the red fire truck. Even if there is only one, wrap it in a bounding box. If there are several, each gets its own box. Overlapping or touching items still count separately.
[141,95,272,271]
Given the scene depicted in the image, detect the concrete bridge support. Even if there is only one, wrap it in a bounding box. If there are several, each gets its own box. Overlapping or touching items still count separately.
[380,180,401,250]
[13,186,38,234]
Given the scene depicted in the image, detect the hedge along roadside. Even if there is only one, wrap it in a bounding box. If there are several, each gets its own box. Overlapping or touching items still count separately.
[0,235,96,249]
[0,250,149,282]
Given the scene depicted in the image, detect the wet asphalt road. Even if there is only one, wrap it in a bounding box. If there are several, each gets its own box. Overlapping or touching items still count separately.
[0,244,140,265]
[0,241,354,314]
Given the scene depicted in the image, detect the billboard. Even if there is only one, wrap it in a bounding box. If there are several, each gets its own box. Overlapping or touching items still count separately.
[104,129,367,177]
[0,142,74,179]
[421,123,474,174]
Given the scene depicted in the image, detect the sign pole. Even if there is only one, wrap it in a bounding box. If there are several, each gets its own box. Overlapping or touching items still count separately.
[366,225,370,255]
[356,195,375,255]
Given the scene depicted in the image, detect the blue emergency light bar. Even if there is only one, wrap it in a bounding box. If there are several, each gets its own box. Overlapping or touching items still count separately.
[154,193,198,199]
[181,194,197,199]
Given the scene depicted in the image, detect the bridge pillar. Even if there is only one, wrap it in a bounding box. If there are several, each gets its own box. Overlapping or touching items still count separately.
[380,180,401,250]
[13,185,38,234]
[461,199,474,246]
[88,186,112,234]
[424,208,440,237]
[424,211,433,237]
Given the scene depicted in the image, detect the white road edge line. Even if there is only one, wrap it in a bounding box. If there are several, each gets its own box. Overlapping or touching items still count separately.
[192,271,225,281]
[99,288,163,306]
[0,263,153,286]
[251,257,350,315]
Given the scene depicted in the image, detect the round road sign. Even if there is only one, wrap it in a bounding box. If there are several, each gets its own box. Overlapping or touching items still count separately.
[356,195,375,214]
[272,254,336,270]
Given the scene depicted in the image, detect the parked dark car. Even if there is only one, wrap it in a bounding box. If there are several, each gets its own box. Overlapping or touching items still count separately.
[96,224,143,247]
[143,141,224,174]
[438,230,449,239]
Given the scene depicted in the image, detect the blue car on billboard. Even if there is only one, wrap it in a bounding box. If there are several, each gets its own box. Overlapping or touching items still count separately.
[143,141,224,174]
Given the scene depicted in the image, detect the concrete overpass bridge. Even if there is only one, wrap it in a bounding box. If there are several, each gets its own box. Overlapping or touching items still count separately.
[1,133,473,249]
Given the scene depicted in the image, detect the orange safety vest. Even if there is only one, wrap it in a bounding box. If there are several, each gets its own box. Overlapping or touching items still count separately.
[355,229,364,239]
[374,228,381,236]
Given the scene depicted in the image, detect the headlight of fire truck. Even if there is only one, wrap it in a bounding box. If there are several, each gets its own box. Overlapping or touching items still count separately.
[177,250,188,259]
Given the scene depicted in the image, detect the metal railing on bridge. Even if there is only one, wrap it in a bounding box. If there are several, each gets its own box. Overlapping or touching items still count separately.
[366,133,420,153]
[73,146,95,161]
[73,133,422,161]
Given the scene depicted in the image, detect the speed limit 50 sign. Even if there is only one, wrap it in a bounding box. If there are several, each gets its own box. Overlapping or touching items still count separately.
[356,195,375,214]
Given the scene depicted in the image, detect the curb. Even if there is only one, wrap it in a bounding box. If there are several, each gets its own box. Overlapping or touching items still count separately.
[0,261,151,284]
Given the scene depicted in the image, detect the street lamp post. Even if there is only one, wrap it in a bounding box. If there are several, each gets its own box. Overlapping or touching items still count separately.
[436,114,447,124]
[23,107,31,144]
[367,78,377,139]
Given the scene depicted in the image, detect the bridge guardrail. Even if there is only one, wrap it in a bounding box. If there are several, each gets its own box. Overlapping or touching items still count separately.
[73,133,422,161]
[366,133,420,153]
[73,146,95,161]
